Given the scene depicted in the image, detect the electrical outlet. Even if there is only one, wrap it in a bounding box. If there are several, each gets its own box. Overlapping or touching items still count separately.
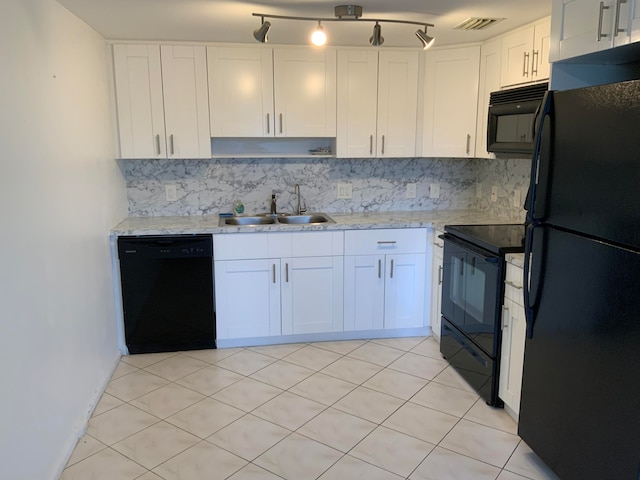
[513,189,521,208]
[165,184,177,202]
[491,185,498,203]
[337,182,352,199]
[476,182,483,198]
[406,183,417,199]
[429,183,440,199]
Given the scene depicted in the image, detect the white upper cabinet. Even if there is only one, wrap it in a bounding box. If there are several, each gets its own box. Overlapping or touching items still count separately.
[274,48,337,137]
[550,0,640,61]
[113,44,210,159]
[207,46,336,138]
[501,17,551,87]
[113,45,166,159]
[475,39,502,159]
[207,46,274,137]
[422,46,480,158]
[337,50,419,158]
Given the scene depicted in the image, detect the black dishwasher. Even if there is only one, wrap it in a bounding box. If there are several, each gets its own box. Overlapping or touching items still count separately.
[117,235,215,354]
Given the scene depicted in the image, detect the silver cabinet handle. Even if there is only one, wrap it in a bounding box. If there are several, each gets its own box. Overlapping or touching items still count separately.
[279,113,283,134]
[272,264,276,284]
[266,113,270,134]
[505,280,523,290]
[369,135,373,155]
[532,50,539,76]
[438,265,442,285]
[466,134,471,155]
[285,263,289,283]
[523,52,530,77]
[169,134,175,156]
[381,135,385,155]
[378,259,382,279]
[390,259,394,279]
[615,0,627,35]
[433,242,444,248]
[155,134,161,156]
[503,306,510,329]
[598,1,610,41]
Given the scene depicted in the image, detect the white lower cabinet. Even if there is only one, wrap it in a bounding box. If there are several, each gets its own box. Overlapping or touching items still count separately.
[214,231,343,340]
[429,229,444,341]
[499,259,527,417]
[344,229,427,331]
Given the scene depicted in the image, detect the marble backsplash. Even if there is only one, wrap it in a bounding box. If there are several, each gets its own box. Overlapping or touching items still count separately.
[123,156,531,222]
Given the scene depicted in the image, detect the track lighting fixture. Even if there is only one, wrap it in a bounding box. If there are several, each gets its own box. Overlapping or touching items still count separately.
[369,22,384,46]
[251,4,434,48]
[253,17,271,43]
[415,27,435,50]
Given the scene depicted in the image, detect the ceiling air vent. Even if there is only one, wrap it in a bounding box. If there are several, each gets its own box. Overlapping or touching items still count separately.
[454,17,505,31]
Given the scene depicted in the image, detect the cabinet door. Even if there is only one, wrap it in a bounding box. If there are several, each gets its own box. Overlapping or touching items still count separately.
[550,0,615,61]
[336,50,379,158]
[113,44,166,159]
[160,45,211,158]
[377,51,419,157]
[422,46,480,158]
[499,297,527,414]
[430,236,444,340]
[475,39,502,159]
[273,48,337,137]
[207,46,274,137]
[615,0,640,45]
[343,255,385,331]
[384,254,426,329]
[214,259,281,339]
[281,256,343,334]
[532,18,551,81]
[501,26,535,87]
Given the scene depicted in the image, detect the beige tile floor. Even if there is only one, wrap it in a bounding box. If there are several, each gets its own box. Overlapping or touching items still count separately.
[61,337,560,480]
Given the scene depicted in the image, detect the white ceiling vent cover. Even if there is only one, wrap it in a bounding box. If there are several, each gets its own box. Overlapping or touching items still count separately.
[454,17,505,31]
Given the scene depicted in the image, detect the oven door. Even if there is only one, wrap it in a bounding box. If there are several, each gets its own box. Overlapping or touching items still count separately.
[441,234,502,357]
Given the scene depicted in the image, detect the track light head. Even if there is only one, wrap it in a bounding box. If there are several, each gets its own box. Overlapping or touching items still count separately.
[311,22,327,46]
[415,28,435,49]
[369,22,384,46]
[253,19,271,43]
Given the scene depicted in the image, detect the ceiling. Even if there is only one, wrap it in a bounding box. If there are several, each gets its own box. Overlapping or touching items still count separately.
[56,0,551,48]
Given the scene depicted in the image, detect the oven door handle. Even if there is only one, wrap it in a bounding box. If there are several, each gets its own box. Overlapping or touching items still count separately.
[440,234,500,264]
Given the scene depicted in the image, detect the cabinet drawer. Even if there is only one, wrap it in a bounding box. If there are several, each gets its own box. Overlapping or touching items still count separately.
[214,233,292,260]
[345,228,427,255]
[291,231,344,257]
[504,263,524,306]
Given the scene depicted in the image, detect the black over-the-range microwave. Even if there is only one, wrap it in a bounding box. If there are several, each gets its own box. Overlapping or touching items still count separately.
[487,82,548,155]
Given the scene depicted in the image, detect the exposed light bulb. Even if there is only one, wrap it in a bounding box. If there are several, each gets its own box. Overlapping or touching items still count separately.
[311,23,326,46]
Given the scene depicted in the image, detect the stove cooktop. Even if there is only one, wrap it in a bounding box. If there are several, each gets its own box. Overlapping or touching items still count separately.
[444,224,526,255]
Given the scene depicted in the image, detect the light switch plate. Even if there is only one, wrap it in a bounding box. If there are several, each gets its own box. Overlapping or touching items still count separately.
[406,183,417,198]
[429,183,440,199]
[165,184,177,202]
[337,182,352,199]
[491,185,498,203]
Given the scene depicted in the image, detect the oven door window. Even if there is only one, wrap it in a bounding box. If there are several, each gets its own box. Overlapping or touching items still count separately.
[442,240,500,356]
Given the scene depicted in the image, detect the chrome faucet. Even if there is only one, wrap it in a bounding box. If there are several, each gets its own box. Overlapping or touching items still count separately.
[294,184,307,215]
[270,193,277,215]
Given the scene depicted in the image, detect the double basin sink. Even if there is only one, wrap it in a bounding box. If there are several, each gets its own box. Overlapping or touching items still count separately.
[219,212,335,226]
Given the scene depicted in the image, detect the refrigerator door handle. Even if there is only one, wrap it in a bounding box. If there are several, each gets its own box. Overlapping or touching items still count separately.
[523,223,545,339]
[528,90,554,223]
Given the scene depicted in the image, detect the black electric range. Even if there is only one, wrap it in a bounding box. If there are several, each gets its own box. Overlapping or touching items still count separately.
[439,223,525,407]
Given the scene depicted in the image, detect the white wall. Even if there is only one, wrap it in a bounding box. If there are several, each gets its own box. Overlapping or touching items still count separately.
[0,1,128,479]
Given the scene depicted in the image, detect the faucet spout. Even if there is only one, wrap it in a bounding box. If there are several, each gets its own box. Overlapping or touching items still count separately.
[294,184,307,215]
[270,193,277,215]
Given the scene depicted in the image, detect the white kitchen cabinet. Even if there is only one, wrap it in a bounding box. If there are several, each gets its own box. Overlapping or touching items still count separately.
[475,39,502,159]
[213,231,343,340]
[499,259,527,417]
[429,229,444,341]
[549,0,640,61]
[501,17,551,87]
[422,46,480,158]
[336,50,419,158]
[113,44,211,159]
[207,46,336,139]
[344,229,426,331]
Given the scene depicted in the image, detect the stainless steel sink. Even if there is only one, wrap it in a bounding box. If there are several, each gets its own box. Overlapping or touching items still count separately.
[276,214,334,224]
[221,216,276,226]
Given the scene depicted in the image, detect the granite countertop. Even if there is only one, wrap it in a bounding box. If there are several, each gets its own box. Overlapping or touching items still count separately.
[111,209,520,236]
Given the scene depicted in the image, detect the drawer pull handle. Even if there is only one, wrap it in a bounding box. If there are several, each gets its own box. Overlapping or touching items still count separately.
[286,263,289,283]
[378,259,382,279]
[438,265,442,285]
[390,259,394,279]
[505,280,523,290]
[272,264,276,284]
[598,2,610,41]
[377,241,397,245]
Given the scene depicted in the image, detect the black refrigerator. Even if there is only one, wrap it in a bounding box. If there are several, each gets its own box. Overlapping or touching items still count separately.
[520,79,640,480]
